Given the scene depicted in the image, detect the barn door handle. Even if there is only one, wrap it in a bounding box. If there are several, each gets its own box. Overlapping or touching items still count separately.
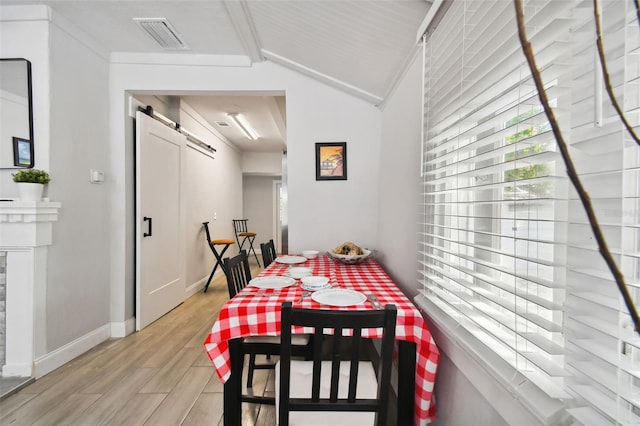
[143,216,152,237]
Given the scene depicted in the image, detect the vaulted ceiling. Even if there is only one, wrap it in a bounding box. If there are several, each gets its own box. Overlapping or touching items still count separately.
[1,0,440,152]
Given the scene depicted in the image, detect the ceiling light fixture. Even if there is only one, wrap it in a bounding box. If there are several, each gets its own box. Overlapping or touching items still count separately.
[227,113,258,140]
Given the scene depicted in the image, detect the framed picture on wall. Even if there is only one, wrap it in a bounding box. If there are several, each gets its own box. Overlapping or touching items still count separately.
[315,142,347,181]
[13,137,33,168]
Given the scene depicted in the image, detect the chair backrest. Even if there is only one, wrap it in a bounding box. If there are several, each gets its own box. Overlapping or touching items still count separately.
[223,250,252,297]
[260,239,277,267]
[232,219,249,235]
[202,221,213,244]
[278,301,397,426]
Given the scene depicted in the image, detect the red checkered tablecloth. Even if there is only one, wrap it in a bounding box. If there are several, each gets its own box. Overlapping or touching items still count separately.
[204,254,439,425]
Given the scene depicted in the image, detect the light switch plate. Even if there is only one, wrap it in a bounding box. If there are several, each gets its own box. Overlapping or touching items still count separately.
[90,169,104,183]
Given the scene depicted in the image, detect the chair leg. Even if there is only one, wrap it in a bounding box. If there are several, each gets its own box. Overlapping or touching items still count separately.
[238,236,261,268]
[236,235,247,254]
[204,260,224,293]
[247,353,256,388]
[204,243,232,293]
[246,237,261,267]
[203,268,216,293]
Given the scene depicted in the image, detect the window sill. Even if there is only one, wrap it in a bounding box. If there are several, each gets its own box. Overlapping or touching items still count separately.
[414,294,568,425]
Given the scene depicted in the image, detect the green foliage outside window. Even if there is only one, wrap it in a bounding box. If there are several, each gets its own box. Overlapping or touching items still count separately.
[503,107,552,198]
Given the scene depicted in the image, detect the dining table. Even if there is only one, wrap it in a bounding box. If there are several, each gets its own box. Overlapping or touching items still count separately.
[203,253,439,426]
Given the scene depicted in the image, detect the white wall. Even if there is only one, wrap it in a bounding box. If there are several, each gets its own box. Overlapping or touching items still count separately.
[242,151,283,258]
[286,87,381,254]
[243,151,282,175]
[243,175,279,256]
[45,9,111,352]
[377,53,423,297]
[0,6,51,192]
[179,99,244,289]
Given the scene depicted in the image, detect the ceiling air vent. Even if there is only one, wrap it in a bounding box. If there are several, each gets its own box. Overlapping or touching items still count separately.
[133,18,188,50]
[216,121,230,127]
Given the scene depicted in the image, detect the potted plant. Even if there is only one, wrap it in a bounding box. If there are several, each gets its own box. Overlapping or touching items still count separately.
[12,169,51,201]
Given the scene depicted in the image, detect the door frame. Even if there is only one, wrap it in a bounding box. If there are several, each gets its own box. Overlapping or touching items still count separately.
[273,180,283,253]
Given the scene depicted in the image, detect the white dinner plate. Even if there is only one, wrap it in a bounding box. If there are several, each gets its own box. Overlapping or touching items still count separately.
[311,288,366,306]
[275,255,307,264]
[301,283,331,292]
[249,276,296,289]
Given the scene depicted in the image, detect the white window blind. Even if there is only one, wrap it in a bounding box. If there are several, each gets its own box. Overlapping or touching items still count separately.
[420,0,639,423]
[563,1,640,424]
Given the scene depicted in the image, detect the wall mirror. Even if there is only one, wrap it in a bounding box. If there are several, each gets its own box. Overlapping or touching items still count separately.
[1,58,34,168]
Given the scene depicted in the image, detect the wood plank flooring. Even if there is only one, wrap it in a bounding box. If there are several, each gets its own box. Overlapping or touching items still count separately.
[1,258,399,426]
[0,259,277,426]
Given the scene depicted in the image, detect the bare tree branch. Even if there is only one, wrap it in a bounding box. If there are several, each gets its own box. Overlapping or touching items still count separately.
[513,0,640,333]
[594,0,640,146]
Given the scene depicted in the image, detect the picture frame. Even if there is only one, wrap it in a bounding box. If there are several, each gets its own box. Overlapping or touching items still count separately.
[13,137,33,168]
[315,142,347,181]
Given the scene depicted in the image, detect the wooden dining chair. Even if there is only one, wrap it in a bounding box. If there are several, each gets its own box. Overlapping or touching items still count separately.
[202,221,235,292]
[260,239,277,267]
[223,251,311,402]
[276,301,397,426]
[223,249,253,298]
[232,219,260,267]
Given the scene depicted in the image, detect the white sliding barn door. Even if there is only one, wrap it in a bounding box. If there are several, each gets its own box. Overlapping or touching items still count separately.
[135,111,186,331]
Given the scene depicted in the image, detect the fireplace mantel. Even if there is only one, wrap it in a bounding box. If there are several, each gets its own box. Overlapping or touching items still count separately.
[0,200,61,377]
[0,200,61,221]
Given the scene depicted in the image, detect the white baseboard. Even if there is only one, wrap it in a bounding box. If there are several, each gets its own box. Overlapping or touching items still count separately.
[188,272,225,295]
[33,324,111,379]
[2,363,32,377]
[186,277,206,296]
[111,317,135,338]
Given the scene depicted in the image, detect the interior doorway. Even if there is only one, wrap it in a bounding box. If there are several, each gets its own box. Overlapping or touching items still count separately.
[130,92,287,307]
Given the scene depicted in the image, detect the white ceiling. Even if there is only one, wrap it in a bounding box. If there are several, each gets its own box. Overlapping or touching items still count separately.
[1,0,436,153]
